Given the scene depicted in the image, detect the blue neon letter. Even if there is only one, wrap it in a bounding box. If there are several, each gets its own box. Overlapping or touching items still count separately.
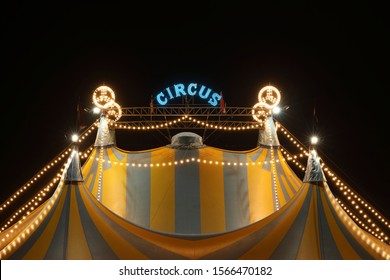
[156,92,168,105]
[187,83,197,96]
[174,83,186,97]
[208,92,221,106]
[199,86,211,99]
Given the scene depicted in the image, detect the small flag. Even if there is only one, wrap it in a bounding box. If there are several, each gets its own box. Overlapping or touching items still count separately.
[220,92,226,113]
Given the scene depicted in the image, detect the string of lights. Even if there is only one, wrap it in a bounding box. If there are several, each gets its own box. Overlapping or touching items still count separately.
[0,122,97,214]
[277,122,390,243]
[0,149,77,259]
[93,154,281,168]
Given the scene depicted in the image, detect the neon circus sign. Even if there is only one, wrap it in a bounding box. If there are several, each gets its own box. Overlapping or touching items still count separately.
[155,83,222,106]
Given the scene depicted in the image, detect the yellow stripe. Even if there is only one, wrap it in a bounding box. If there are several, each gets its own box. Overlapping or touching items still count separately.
[319,187,361,259]
[67,186,92,259]
[240,185,310,259]
[81,149,97,177]
[199,148,225,234]
[79,183,149,259]
[23,186,68,259]
[247,149,273,223]
[150,148,175,232]
[101,148,127,217]
[83,148,100,197]
[296,186,321,259]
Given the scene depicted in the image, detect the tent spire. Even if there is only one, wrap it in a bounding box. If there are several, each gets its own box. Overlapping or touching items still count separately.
[257,116,280,147]
[65,145,84,183]
[94,115,116,147]
[303,137,326,183]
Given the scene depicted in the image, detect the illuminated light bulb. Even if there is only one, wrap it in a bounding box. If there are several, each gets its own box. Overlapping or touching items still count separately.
[272,106,281,114]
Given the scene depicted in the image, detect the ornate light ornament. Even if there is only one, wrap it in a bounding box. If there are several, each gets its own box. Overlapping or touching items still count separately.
[92,85,122,122]
[92,86,116,109]
[106,101,122,122]
[252,85,281,125]
[257,85,281,110]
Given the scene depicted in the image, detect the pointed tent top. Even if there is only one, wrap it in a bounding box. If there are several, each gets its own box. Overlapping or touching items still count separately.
[94,116,116,147]
[257,116,280,147]
[303,147,327,183]
[65,146,84,183]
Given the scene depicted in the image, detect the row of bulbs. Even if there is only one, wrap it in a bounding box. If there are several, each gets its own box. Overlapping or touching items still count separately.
[0,124,97,213]
[112,115,264,131]
[0,153,74,258]
[277,122,390,244]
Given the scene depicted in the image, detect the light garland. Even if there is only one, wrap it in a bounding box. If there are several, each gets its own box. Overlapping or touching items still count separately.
[0,151,70,213]
[94,156,279,168]
[280,148,306,171]
[336,198,389,242]
[0,175,61,232]
[0,150,76,259]
[0,146,95,232]
[113,115,264,131]
[0,123,97,213]
[97,127,104,202]
[0,139,95,232]
[277,122,390,244]
[326,185,390,259]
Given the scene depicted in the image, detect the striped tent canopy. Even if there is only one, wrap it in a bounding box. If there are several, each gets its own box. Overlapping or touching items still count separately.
[0,147,389,259]
[82,116,301,234]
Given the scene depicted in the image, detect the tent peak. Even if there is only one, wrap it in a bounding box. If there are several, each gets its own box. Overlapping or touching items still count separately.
[303,147,326,183]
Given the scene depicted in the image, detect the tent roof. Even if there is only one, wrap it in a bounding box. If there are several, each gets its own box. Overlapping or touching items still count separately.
[1,148,389,260]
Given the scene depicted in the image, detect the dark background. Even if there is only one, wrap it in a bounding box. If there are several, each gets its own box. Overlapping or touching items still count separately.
[1,2,389,217]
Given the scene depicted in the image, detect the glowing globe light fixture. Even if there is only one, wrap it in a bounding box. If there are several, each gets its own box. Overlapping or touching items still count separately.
[71,134,79,142]
[252,85,281,123]
[311,136,319,145]
[252,103,271,123]
[258,85,281,110]
[92,85,122,122]
[92,86,116,109]
[106,102,122,122]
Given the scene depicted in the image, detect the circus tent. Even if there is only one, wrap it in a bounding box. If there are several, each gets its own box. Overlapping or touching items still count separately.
[0,120,389,259]
[0,85,389,260]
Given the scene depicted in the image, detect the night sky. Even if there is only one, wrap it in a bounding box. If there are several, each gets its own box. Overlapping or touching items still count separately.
[1,2,389,218]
